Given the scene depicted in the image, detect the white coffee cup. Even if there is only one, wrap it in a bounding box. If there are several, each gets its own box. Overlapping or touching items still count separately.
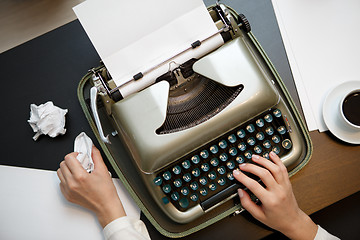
[339,89,360,130]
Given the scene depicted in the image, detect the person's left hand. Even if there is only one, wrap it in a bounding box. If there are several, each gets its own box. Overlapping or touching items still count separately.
[57,146,126,227]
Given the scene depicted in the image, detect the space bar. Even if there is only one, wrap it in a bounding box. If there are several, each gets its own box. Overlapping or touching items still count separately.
[200,183,243,211]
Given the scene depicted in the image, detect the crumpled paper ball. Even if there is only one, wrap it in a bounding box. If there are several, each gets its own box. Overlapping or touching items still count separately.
[28,101,68,141]
[74,132,94,173]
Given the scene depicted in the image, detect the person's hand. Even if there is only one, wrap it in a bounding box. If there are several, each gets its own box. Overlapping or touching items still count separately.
[57,146,126,228]
[233,152,317,240]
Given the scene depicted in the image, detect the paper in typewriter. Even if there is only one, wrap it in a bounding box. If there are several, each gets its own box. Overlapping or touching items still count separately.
[74,0,224,97]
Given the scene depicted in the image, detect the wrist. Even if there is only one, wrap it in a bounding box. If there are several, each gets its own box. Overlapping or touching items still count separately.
[96,198,126,228]
[281,210,317,240]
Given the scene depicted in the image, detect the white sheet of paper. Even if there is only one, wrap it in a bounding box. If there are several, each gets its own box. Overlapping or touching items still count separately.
[0,165,140,240]
[74,0,223,97]
[272,0,360,132]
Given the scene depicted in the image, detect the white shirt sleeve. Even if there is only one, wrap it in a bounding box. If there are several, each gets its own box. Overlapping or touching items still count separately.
[103,216,151,240]
[104,218,341,240]
[314,225,340,240]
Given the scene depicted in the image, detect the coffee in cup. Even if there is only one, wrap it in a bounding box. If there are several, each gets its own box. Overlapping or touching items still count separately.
[340,89,360,129]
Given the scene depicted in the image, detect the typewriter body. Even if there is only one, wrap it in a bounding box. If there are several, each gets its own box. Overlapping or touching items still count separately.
[81,2,311,235]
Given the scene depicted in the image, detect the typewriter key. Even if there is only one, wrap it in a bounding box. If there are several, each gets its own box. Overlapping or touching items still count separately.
[219,153,228,162]
[179,198,189,208]
[247,137,256,146]
[238,142,246,151]
[227,172,234,181]
[181,187,189,196]
[192,168,201,177]
[226,160,235,170]
[273,109,282,117]
[171,192,180,201]
[264,114,273,122]
[163,171,171,180]
[153,177,162,186]
[190,193,199,201]
[217,177,226,186]
[256,118,265,127]
[173,179,182,188]
[199,177,208,185]
[272,135,280,144]
[254,145,262,154]
[244,150,252,159]
[200,188,208,196]
[236,155,245,164]
[191,155,200,164]
[256,132,265,141]
[272,146,280,155]
[263,140,271,149]
[229,147,237,156]
[210,158,219,167]
[190,182,199,191]
[162,184,171,194]
[277,126,286,135]
[209,183,217,191]
[219,140,227,149]
[263,151,270,159]
[282,139,292,149]
[210,145,219,154]
[200,150,209,159]
[237,129,246,138]
[182,160,191,169]
[208,171,217,180]
[201,163,210,172]
[265,126,274,135]
[228,134,237,143]
[217,166,226,175]
[246,124,255,133]
[163,171,172,180]
[183,173,192,182]
[173,165,181,175]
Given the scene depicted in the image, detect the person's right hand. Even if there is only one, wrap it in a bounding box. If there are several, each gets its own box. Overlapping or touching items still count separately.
[233,152,317,240]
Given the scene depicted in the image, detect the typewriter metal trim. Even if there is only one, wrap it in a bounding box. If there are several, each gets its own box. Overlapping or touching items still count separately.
[78,3,312,238]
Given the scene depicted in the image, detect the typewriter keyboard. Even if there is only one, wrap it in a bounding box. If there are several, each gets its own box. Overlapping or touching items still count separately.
[153,108,292,211]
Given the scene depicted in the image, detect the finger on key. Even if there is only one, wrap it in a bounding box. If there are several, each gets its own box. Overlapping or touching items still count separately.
[251,154,284,184]
[233,168,268,199]
[269,151,289,183]
[238,162,277,188]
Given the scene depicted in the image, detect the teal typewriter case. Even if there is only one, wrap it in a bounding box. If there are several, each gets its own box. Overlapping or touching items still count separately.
[77,4,312,238]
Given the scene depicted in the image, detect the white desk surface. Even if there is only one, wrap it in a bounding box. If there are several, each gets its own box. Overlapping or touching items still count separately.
[0,165,140,240]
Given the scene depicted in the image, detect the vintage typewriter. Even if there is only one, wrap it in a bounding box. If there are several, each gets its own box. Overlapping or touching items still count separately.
[78,2,311,236]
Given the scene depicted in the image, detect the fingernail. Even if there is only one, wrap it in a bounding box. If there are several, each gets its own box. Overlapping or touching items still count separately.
[238,189,244,198]
[269,151,276,157]
[233,169,240,176]
[239,163,246,168]
[252,155,260,160]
